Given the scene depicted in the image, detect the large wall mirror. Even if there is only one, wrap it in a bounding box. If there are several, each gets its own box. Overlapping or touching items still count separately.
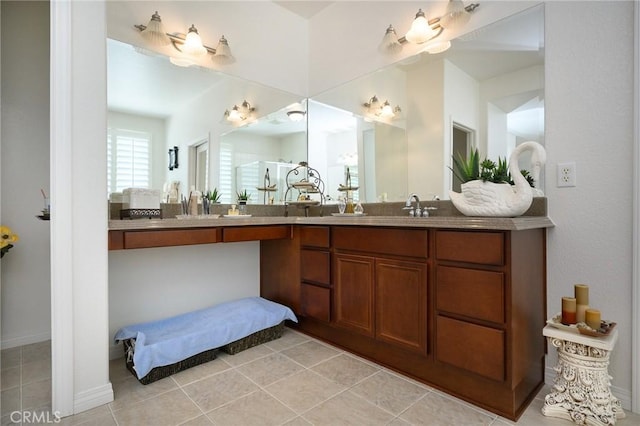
[107,4,543,206]
[107,38,305,205]
[308,4,544,202]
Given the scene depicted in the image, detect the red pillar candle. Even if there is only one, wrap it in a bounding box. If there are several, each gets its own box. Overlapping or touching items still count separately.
[561,297,577,325]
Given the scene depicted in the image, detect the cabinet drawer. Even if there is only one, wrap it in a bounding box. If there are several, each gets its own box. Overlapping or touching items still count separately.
[333,227,428,258]
[436,316,505,381]
[300,226,330,248]
[223,225,290,242]
[436,231,504,265]
[436,266,505,323]
[301,249,330,285]
[124,228,220,249]
[301,283,330,322]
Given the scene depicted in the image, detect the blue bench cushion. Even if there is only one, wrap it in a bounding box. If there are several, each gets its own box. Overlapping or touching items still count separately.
[114,297,297,379]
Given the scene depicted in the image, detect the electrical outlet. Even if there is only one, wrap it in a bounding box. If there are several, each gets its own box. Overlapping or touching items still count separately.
[557,162,576,187]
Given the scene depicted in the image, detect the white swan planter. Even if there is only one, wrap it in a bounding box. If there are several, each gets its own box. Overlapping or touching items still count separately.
[449,141,546,217]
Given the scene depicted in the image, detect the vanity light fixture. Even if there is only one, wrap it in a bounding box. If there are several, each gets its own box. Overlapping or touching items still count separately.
[363,95,401,121]
[378,1,479,55]
[286,102,306,122]
[224,100,256,124]
[135,11,235,67]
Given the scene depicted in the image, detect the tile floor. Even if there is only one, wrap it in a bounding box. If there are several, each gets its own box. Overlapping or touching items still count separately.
[2,331,640,425]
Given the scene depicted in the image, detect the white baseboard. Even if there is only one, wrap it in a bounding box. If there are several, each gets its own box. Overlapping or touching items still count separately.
[545,366,631,411]
[1,331,51,350]
[73,383,114,415]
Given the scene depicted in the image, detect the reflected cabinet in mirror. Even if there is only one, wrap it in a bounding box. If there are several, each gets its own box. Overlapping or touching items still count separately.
[107,4,543,207]
[309,4,544,202]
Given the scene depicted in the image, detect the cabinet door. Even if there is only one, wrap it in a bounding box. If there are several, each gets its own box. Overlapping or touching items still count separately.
[301,283,331,322]
[376,259,428,354]
[333,253,375,336]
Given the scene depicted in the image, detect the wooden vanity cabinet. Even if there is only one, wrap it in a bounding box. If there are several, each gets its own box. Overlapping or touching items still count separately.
[432,229,546,419]
[300,226,331,322]
[261,224,546,421]
[333,227,429,354]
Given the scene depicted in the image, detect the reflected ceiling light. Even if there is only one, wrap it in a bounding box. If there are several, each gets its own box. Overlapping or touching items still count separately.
[139,11,171,46]
[286,102,306,122]
[363,95,401,121]
[224,100,255,124]
[379,2,479,55]
[135,12,236,67]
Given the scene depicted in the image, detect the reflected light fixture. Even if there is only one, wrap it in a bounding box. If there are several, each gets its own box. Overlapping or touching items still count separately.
[286,102,306,122]
[224,100,256,124]
[135,11,235,67]
[378,1,479,55]
[363,95,401,121]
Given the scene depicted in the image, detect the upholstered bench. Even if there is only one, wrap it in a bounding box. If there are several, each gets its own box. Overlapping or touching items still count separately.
[114,297,297,384]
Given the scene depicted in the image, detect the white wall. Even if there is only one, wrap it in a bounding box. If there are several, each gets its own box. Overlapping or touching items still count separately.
[544,1,634,404]
[47,0,638,415]
[0,1,51,349]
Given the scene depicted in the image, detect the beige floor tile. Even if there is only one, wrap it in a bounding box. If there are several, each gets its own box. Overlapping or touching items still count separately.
[215,343,275,367]
[112,388,201,426]
[236,352,305,387]
[1,348,21,370]
[265,370,346,414]
[58,404,114,426]
[178,415,214,425]
[350,370,429,415]
[1,367,20,391]
[1,387,21,417]
[282,416,312,426]
[182,369,258,412]
[171,357,231,386]
[387,417,411,426]
[281,341,341,368]
[22,379,51,411]
[109,375,177,411]
[311,353,379,387]
[108,358,132,383]
[21,341,51,365]
[22,358,51,385]
[206,389,296,426]
[399,391,494,426]
[302,390,395,425]
[263,329,310,352]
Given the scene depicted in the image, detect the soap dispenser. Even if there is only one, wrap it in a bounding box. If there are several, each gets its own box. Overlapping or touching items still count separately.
[354,202,364,215]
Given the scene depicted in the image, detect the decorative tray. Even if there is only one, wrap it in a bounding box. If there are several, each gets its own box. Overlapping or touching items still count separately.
[547,313,616,337]
[291,181,317,189]
[331,213,367,217]
[338,185,359,191]
[223,214,252,218]
[256,186,277,192]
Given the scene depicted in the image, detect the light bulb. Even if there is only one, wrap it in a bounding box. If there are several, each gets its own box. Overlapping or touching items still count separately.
[380,101,395,118]
[212,36,235,64]
[423,40,451,54]
[140,11,170,46]
[378,25,402,54]
[226,107,242,122]
[405,9,435,44]
[182,25,207,57]
[439,0,471,30]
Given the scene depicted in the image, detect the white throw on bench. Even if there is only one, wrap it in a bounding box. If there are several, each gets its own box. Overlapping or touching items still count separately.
[114,297,298,380]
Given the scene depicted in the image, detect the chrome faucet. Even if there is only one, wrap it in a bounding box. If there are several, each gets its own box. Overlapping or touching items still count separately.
[404,193,421,217]
[404,193,437,217]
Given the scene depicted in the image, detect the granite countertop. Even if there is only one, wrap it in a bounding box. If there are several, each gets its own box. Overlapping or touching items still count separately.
[109,215,555,231]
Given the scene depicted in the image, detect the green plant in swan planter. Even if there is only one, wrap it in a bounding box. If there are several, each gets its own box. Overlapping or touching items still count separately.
[449,141,545,217]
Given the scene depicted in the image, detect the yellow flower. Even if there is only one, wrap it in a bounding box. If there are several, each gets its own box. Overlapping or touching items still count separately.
[0,226,19,249]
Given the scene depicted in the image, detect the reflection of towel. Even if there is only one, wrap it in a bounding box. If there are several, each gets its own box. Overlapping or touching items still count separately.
[114,297,297,379]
